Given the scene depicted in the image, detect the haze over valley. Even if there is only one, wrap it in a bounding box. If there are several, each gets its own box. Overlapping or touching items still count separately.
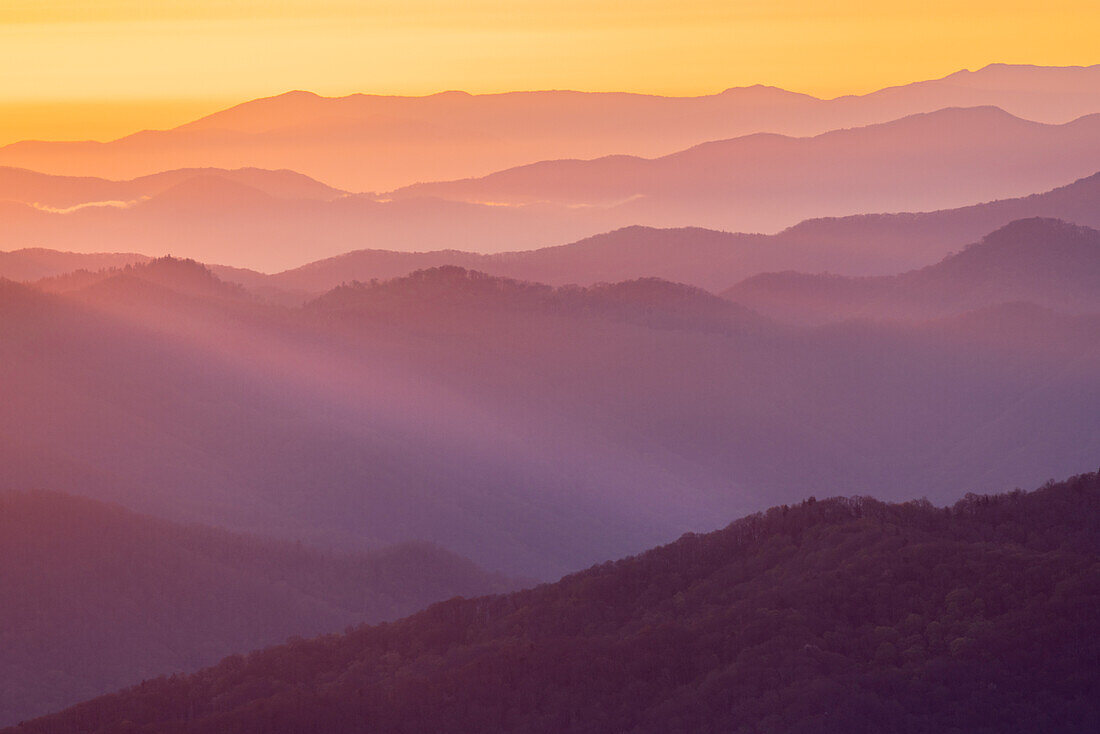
[1,30,1098,732]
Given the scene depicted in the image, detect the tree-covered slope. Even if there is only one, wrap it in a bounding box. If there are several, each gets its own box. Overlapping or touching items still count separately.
[13,472,1099,734]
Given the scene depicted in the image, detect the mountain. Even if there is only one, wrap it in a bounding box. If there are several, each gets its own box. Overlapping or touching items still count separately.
[6,154,1100,276]
[0,247,149,282]
[31,255,250,299]
[0,166,345,210]
[773,169,1100,267]
[0,490,513,726]
[0,181,609,271]
[10,471,1098,734]
[0,271,736,579]
[8,166,1100,285]
[724,218,1100,324]
[27,255,319,309]
[1,64,1098,191]
[242,172,1100,295]
[261,227,762,294]
[76,255,252,301]
[3,252,1098,582]
[390,107,1100,233]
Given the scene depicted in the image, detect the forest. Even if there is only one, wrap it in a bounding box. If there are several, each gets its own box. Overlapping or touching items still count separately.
[9,472,1098,734]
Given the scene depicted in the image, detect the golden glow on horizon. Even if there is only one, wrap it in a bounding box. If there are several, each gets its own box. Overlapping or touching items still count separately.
[0,1,1097,142]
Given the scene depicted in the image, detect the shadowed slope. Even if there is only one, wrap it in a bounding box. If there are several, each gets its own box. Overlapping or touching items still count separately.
[4,250,1098,585]
[10,472,1098,734]
[0,272,745,579]
[725,219,1100,323]
[0,491,513,726]
[258,172,1100,294]
[774,170,1100,272]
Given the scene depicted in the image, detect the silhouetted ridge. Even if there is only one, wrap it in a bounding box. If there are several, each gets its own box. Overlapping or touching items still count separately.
[725,218,1100,322]
[889,217,1100,306]
[387,106,1100,236]
[4,64,1100,196]
[76,256,250,302]
[6,159,1100,276]
[310,266,553,312]
[12,472,1098,734]
[780,172,1100,239]
[966,215,1096,249]
[310,266,761,331]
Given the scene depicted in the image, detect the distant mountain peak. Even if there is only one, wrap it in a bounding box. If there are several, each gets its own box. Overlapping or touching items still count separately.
[716,84,813,100]
[278,89,324,99]
[978,216,1096,244]
[74,255,250,303]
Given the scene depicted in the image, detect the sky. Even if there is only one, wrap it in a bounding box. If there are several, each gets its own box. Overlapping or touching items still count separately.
[1,0,1098,143]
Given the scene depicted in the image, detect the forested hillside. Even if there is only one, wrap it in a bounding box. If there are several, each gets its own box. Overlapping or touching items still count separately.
[13,472,1098,734]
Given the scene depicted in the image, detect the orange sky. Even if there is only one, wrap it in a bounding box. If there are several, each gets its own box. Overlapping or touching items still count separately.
[1,0,1098,143]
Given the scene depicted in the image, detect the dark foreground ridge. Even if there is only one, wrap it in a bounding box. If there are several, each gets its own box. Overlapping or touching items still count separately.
[10,472,1099,734]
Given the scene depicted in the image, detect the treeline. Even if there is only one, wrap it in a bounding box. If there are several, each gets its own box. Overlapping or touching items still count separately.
[11,472,1099,733]
[309,266,760,334]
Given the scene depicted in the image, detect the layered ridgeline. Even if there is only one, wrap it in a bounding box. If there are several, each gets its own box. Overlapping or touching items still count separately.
[0,166,345,210]
[4,113,1100,271]
[0,172,606,272]
[724,218,1100,324]
[10,472,1099,734]
[5,170,1100,292]
[0,248,149,284]
[2,64,1099,192]
[2,232,1098,581]
[245,173,1100,295]
[0,491,514,726]
[388,107,1100,233]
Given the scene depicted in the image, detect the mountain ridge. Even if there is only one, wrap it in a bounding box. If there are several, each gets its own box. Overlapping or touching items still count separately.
[386,107,1100,233]
[5,170,1100,298]
[3,245,1097,579]
[256,178,1100,294]
[0,165,346,209]
[3,64,1099,191]
[723,218,1100,323]
[9,471,1098,733]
